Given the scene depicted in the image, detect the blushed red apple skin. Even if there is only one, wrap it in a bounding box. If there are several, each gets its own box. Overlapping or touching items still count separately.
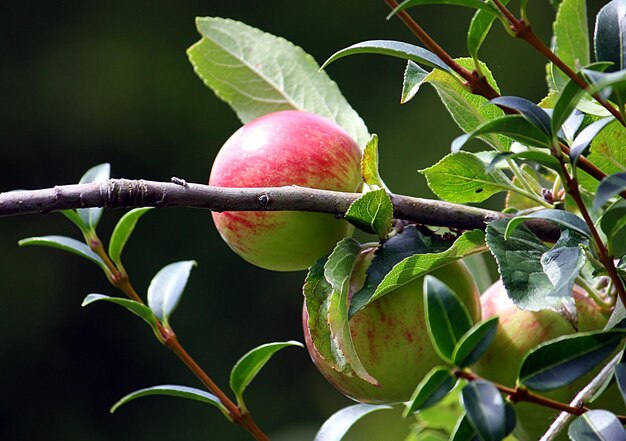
[472,280,613,441]
[303,260,481,404]
[209,110,362,272]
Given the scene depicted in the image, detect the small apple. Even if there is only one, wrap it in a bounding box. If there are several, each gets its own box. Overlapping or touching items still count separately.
[472,280,613,441]
[209,110,362,272]
[303,259,481,404]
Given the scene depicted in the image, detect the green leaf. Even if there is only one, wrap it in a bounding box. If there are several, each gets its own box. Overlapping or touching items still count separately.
[18,235,108,273]
[314,404,392,441]
[420,151,513,203]
[601,199,626,258]
[349,226,455,317]
[615,362,626,406]
[322,40,453,74]
[570,117,613,170]
[579,121,626,193]
[229,340,303,410]
[404,366,457,416]
[108,207,153,269]
[110,384,230,421]
[486,220,586,312]
[389,0,498,19]
[147,260,197,326]
[361,134,385,188]
[450,413,479,441]
[568,410,626,440]
[549,0,590,89]
[594,172,626,211]
[303,257,338,371]
[461,380,506,441]
[594,0,626,72]
[358,230,485,311]
[467,1,510,61]
[424,58,510,151]
[489,96,552,136]
[551,78,587,137]
[188,17,369,147]
[488,151,562,174]
[82,294,159,337]
[402,61,429,104]
[518,329,625,391]
[60,209,87,233]
[77,163,110,231]
[452,316,499,368]
[452,115,553,152]
[504,209,591,240]
[325,239,378,385]
[424,276,474,362]
[344,189,393,239]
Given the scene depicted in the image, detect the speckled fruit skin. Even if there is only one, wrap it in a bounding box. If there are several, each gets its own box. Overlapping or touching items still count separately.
[209,110,362,272]
[303,260,481,404]
[472,280,613,441]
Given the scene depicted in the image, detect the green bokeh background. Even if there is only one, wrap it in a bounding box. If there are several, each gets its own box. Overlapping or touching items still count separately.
[0,1,607,440]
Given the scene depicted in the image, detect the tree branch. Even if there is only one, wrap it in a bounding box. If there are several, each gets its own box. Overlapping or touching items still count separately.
[0,178,561,241]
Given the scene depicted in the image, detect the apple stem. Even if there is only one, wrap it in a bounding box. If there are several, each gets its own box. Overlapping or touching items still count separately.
[453,368,626,424]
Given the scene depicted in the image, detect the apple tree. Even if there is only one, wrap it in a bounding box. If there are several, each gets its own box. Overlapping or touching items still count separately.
[2,1,626,440]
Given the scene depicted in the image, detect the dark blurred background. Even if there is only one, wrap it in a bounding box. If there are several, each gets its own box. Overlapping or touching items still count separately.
[0,1,607,440]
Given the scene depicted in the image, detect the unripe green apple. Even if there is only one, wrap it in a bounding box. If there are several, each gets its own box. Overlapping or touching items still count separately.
[472,280,612,441]
[209,110,362,272]
[303,260,481,404]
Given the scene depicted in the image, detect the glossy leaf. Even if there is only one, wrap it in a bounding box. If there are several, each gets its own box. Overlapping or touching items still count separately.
[77,163,110,231]
[504,209,591,240]
[349,225,455,316]
[451,413,479,441]
[594,0,626,72]
[361,134,385,188]
[594,172,626,211]
[402,61,429,104]
[451,115,553,152]
[108,207,153,269]
[314,404,392,441]
[551,78,587,136]
[389,0,498,19]
[229,340,303,410]
[568,410,626,441]
[110,384,230,420]
[487,151,562,174]
[461,380,506,441]
[489,96,552,136]
[578,121,626,193]
[518,329,625,391]
[424,275,473,362]
[420,152,513,203]
[147,260,197,326]
[355,229,486,313]
[404,366,457,416]
[486,220,587,312]
[570,117,613,169]
[452,316,499,368]
[344,189,394,239]
[616,362,626,406]
[60,209,87,233]
[188,17,369,147]
[326,239,378,385]
[18,235,108,273]
[601,200,626,257]
[82,294,159,337]
[467,1,510,60]
[322,40,452,73]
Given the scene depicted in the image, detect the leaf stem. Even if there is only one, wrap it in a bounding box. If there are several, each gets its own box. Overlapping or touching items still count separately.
[454,368,626,423]
[575,276,613,311]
